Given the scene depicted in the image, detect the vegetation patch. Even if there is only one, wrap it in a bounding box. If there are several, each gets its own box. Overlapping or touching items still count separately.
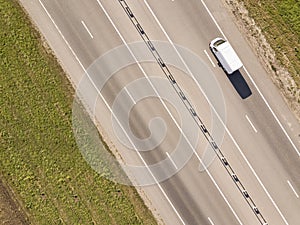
[225,0,300,117]
[0,0,157,224]
[240,0,299,84]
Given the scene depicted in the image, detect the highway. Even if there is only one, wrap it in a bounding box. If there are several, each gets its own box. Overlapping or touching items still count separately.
[20,0,300,224]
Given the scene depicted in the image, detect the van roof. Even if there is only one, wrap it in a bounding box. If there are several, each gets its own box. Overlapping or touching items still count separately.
[215,40,243,73]
[219,46,242,72]
[210,37,243,74]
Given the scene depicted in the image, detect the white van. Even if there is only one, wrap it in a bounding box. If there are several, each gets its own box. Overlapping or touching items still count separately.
[210,37,243,74]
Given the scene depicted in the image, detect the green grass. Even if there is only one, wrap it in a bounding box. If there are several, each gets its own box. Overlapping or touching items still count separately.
[240,0,300,86]
[0,0,157,224]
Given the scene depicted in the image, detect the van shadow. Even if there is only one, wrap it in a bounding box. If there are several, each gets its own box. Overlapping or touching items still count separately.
[227,70,252,99]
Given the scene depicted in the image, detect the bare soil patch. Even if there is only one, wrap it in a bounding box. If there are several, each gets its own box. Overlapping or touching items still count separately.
[223,0,300,120]
[0,178,29,225]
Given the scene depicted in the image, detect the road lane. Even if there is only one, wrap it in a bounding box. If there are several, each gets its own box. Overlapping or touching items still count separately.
[122,0,299,220]
[28,1,245,223]
[20,0,300,224]
[38,0,248,223]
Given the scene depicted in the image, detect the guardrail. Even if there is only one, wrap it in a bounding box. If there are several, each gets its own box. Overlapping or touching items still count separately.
[117,0,268,224]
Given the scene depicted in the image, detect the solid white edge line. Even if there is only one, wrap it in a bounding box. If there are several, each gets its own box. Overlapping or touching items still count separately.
[208,217,215,225]
[144,0,290,224]
[98,1,244,224]
[198,1,292,224]
[143,1,243,224]
[287,180,299,198]
[245,115,258,133]
[166,152,178,169]
[81,20,94,39]
[38,1,186,225]
[95,0,188,224]
[204,49,216,67]
[243,67,300,157]
[124,87,136,104]
[200,0,299,157]
[143,0,245,223]
[199,0,227,39]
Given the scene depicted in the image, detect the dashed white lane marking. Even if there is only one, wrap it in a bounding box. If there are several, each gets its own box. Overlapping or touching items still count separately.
[243,66,300,157]
[96,0,187,224]
[208,217,215,225]
[144,0,292,224]
[199,0,295,223]
[245,115,258,133]
[166,152,178,169]
[81,20,94,39]
[204,49,216,67]
[200,0,300,158]
[287,180,299,198]
[143,1,243,224]
[39,1,186,224]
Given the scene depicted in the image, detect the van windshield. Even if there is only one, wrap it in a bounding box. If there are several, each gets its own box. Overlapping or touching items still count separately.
[214,39,226,47]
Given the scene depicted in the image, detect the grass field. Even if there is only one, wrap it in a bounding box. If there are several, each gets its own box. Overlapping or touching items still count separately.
[0,0,157,224]
[240,0,300,87]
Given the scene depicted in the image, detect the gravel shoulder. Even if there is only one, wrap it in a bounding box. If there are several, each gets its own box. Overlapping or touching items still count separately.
[223,0,300,120]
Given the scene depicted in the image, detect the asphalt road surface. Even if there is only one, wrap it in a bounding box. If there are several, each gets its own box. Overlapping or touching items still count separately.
[21,0,300,224]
